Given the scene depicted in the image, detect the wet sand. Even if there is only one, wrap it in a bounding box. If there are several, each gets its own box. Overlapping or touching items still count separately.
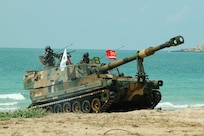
[1,108,204,136]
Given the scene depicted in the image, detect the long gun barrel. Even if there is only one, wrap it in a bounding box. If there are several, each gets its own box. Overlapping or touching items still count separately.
[99,36,184,73]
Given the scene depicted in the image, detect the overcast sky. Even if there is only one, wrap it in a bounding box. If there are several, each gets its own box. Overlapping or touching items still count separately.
[0,0,203,50]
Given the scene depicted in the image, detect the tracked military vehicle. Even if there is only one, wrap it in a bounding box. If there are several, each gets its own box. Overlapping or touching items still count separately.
[23,36,184,113]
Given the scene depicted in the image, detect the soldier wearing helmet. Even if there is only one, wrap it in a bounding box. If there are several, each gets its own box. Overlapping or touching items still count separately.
[45,45,51,52]
[43,45,60,67]
[80,52,90,64]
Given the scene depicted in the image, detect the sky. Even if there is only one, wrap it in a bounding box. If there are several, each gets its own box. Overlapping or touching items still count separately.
[0,0,203,50]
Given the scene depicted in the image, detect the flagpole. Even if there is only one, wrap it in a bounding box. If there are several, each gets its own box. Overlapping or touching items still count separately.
[115,45,125,51]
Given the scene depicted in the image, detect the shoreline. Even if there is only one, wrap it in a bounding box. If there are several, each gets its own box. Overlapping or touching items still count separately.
[1,108,204,136]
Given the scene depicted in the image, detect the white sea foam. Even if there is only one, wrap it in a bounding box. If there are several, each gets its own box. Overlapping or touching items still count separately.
[0,101,18,106]
[0,107,19,112]
[156,102,204,110]
[0,93,25,100]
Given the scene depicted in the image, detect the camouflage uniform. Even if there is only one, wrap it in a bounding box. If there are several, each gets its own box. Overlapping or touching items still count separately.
[80,52,89,64]
[43,46,60,67]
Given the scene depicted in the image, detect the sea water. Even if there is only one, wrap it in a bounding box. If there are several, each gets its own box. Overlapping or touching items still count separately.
[0,48,204,111]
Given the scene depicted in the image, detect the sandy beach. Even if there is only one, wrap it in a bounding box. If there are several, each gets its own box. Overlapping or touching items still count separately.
[0,108,204,136]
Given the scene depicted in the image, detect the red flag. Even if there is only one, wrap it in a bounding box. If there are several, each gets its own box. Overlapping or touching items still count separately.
[67,58,71,65]
[106,50,116,60]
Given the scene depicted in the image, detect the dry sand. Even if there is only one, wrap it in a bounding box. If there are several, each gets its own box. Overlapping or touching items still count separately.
[0,108,204,136]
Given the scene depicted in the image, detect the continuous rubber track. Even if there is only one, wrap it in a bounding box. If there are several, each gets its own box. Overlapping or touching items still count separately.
[29,90,161,113]
[150,90,161,109]
[29,89,115,113]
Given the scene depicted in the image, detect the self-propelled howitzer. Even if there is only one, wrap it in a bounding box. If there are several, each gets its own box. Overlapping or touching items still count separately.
[23,36,184,113]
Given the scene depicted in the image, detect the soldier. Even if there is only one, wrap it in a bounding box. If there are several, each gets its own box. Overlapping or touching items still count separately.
[80,52,90,64]
[43,45,60,67]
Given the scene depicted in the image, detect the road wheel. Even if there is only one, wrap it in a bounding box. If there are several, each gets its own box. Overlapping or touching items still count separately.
[91,98,101,113]
[72,101,81,112]
[45,106,53,113]
[53,104,62,113]
[82,100,91,113]
[63,102,71,112]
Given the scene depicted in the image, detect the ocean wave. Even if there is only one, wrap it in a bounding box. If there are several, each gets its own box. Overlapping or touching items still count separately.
[0,107,19,112]
[0,93,25,100]
[156,102,204,110]
[0,101,19,106]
